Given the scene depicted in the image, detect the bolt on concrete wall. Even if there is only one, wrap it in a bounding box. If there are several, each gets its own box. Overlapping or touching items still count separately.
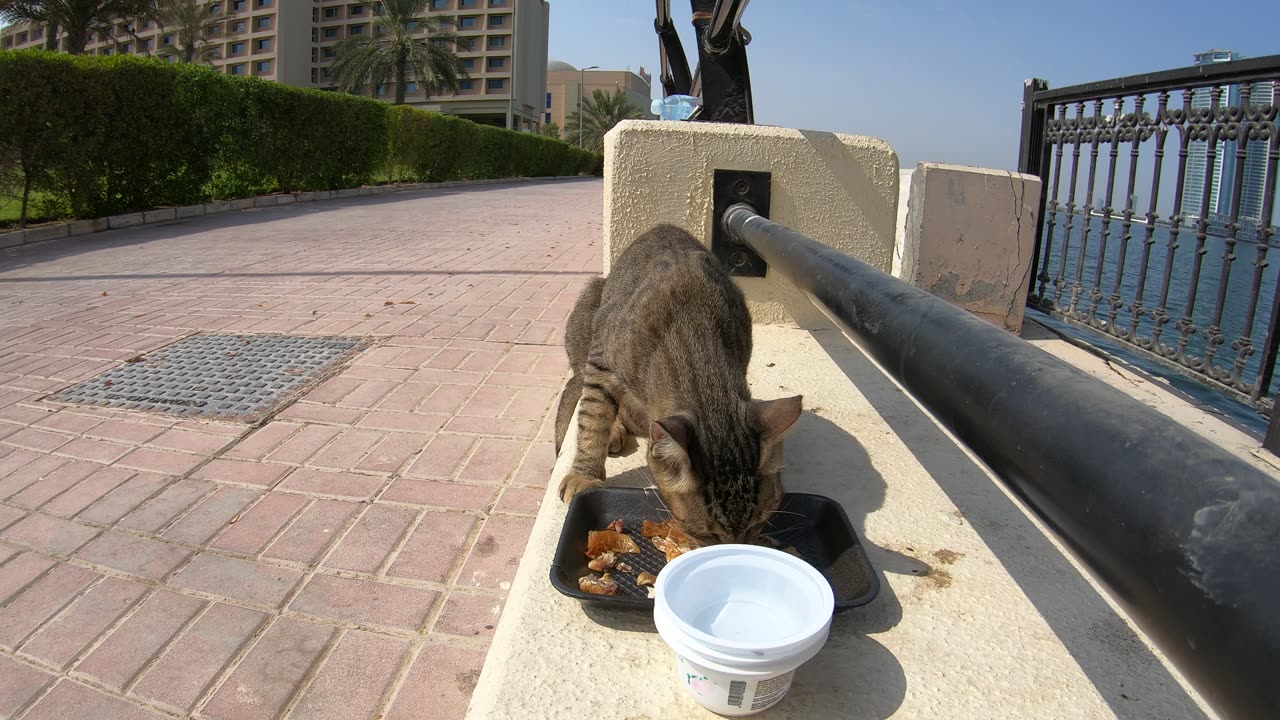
[603,120,898,327]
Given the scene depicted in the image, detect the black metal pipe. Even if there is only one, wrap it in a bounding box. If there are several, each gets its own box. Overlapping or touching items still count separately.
[654,0,692,97]
[722,203,1280,720]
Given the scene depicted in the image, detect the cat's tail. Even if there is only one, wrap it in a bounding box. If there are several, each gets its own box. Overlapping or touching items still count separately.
[555,276,605,455]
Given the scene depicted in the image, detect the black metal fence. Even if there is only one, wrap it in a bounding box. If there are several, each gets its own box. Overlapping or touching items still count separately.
[1018,54,1280,413]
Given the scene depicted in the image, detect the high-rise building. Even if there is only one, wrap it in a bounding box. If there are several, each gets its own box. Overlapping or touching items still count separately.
[0,0,550,131]
[1180,49,1274,226]
[544,61,657,142]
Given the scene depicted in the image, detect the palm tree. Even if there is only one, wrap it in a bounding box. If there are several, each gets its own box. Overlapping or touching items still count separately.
[0,0,150,54]
[564,88,645,153]
[151,0,218,64]
[330,0,466,106]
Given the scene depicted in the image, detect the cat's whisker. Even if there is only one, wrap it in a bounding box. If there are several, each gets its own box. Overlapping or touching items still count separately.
[768,509,805,518]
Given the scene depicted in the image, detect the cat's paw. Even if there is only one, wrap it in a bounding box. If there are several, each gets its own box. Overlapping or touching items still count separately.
[607,421,634,457]
[559,473,603,502]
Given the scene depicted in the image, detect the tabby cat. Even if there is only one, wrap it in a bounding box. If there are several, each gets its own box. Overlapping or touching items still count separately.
[555,224,802,546]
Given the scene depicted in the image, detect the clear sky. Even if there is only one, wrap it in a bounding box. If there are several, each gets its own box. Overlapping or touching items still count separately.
[547,0,1280,171]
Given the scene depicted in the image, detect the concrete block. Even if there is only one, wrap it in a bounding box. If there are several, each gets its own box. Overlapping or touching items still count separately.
[336,188,361,198]
[0,230,25,248]
[143,207,177,224]
[23,224,70,243]
[230,198,255,210]
[175,204,205,219]
[603,119,898,327]
[892,168,915,278]
[68,218,109,236]
[253,195,279,208]
[109,213,144,229]
[295,192,316,203]
[276,194,297,205]
[204,200,231,214]
[901,162,1041,333]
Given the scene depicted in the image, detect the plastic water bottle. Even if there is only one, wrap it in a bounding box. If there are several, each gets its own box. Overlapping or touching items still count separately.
[651,95,701,121]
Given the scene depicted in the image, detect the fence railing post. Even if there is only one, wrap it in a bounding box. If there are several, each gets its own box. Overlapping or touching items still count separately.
[1019,78,1050,304]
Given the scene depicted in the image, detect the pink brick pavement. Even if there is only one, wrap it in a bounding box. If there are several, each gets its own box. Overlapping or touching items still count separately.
[0,179,602,719]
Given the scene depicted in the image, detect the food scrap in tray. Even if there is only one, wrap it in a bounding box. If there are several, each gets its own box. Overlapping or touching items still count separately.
[578,573,619,595]
[577,517,810,597]
[577,518,702,596]
[579,519,639,595]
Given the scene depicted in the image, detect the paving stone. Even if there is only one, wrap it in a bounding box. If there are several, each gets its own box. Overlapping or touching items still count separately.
[1,514,99,556]
[387,512,477,584]
[171,553,303,607]
[76,590,206,691]
[210,492,307,554]
[280,467,384,499]
[0,654,56,717]
[21,576,149,667]
[381,479,498,510]
[76,531,191,580]
[290,574,438,631]
[118,478,214,533]
[201,617,334,720]
[0,564,98,649]
[132,602,267,712]
[262,499,358,564]
[290,629,409,720]
[433,591,504,640]
[0,552,56,604]
[458,515,536,590]
[77,473,173,524]
[324,505,417,573]
[41,466,134,517]
[23,679,167,720]
[162,485,262,545]
[386,644,487,720]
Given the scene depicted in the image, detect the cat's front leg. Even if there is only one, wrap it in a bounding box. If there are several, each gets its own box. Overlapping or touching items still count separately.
[559,366,618,502]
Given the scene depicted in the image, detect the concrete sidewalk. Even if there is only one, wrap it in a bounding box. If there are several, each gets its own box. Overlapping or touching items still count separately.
[0,178,603,720]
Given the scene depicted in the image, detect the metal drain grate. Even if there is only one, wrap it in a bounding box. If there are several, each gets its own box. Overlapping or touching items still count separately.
[50,334,365,422]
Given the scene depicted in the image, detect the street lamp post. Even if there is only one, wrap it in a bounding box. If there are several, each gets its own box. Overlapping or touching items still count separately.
[579,65,599,148]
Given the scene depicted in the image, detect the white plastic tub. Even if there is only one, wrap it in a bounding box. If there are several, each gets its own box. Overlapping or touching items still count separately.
[653,544,835,716]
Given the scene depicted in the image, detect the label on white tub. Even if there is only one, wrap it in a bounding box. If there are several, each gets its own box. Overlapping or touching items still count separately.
[677,656,795,714]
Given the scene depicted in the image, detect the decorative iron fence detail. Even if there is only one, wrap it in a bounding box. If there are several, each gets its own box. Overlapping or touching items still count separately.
[1020,55,1280,412]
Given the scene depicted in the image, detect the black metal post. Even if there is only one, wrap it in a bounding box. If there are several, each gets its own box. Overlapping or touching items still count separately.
[1018,78,1050,305]
[688,0,753,123]
[654,0,692,97]
[721,203,1280,720]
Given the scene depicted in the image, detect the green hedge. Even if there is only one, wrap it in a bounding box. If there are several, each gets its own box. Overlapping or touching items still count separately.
[386,105,598,183]
[0,50,600,224]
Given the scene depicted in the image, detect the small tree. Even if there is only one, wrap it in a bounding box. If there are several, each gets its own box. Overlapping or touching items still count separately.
[564,88,644,153]
[330,0,466,105]
[538,121,560,140]
[0,51,77,226]
[0,0,151,54]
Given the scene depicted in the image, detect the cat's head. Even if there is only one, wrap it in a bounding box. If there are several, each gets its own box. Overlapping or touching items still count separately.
[646,396,803,546]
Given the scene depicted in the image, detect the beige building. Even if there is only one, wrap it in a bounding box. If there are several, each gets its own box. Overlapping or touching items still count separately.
[545,61,656,139]
[0,0,549,131]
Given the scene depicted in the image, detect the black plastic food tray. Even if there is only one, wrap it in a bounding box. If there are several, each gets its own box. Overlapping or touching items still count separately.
[550,487,880,612]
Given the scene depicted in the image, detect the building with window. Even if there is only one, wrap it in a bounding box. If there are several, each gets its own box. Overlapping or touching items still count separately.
[0,0,550,131]
[1180,49,1275,227]
[544,61,657,140]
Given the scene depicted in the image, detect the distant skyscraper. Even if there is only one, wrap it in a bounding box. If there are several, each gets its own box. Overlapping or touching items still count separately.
[1180,50,1274,227]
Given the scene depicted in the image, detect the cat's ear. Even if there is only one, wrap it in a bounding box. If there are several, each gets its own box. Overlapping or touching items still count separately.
[649,416,693,465]
[749,395,803,445]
